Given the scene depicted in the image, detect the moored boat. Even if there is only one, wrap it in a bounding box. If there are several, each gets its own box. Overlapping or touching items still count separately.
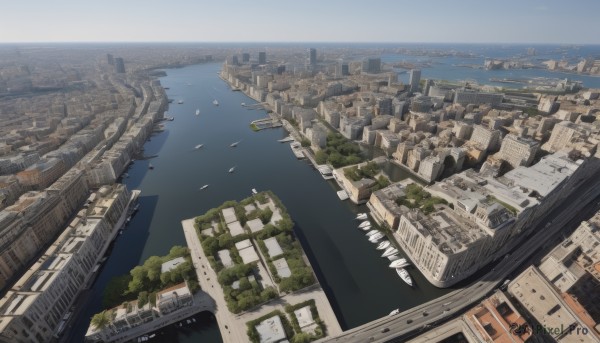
[389,309,400,316]
[396,268,413,286]
[360,225,371,231]
[389,259,409,268]
[376,240,390,250]
[200,184,209,190]
[365,230,379,237]
[358,220,370,229]
[382,247,398,257]
[356,213,368,220]
[369,232,384,242]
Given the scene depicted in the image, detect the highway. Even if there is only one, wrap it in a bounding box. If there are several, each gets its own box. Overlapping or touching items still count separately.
[323,173,600,343]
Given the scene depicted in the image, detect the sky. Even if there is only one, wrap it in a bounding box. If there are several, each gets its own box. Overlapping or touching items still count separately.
[1,0,599,44]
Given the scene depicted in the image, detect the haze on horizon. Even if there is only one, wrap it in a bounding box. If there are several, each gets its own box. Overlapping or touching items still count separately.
[1,0,599,45]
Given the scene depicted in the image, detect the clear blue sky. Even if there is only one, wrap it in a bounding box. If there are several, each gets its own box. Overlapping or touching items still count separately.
[1,0,598,44]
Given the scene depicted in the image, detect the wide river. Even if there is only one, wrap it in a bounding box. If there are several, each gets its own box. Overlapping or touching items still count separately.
[68,62,451,342]
[71,49,600,341]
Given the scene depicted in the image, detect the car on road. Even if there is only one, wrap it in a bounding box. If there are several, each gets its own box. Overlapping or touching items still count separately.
[381,328,390,333]
[423,312,429,317]
[406,319,413,324]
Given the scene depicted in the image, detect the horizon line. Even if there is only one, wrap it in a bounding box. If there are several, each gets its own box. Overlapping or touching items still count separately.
[0,40,599,46]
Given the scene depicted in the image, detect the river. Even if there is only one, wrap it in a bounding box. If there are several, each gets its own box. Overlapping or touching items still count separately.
[70,44,600,342]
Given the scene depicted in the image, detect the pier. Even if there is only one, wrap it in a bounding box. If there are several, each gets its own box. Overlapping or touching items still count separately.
[250,117,283,131]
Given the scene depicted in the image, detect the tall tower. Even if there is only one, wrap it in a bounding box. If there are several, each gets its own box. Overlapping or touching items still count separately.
[106,53,114,65]
[258,51,267,64]
[308,48,317,65]
[114,57,125,73]
[409,69,421,93]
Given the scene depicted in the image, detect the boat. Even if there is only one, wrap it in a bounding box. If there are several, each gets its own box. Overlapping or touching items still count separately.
[241,102,246,106]
[178,99,184,104]
[389,259,409,268]
[369,233,384,242]
[387,255,400,261]
[148,163,154,170]
[192,318,196,322]
[167,116,174,121]
[228,166,236,173]
[230,141,240,147]
[148,334,156,338]
[356,213,368,220]
[336,190,349,201]
[389,309,400,316]
[213,99,219,106]
[382,247,398,258]
[365,230,380,237]
[252,188,258,195]
[196,109,200,115]
[376,241,391,250]
[358,221,371,229]
[195,144,204,149]
[277,136,294,143]
[200,184,209,190]
[396,268,413,286]
[360,225,371,231]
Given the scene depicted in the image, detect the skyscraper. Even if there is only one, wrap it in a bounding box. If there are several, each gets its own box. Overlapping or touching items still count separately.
[106,53,114,65]
[114,57,125,73]
[258,51,267,64]
[409,69,421,93]
[242,53,250,63]
[308,48,317,65]
[363,58,381,73]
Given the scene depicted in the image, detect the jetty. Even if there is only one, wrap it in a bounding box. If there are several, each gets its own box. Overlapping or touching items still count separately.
[250,117,282,131]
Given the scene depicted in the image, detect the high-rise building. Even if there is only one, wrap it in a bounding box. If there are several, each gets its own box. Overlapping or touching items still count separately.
[106,53,114,65]
[498,135,539,168]
[242,53,250,63]
[114,57,125,73]
[308,48,317,65]
[258,51,267,64]
[363,58,381,73]
[341,63,349,76]
[409,69,421,93]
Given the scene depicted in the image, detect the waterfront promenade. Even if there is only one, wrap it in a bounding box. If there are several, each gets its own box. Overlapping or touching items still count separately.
[182,219,342,343]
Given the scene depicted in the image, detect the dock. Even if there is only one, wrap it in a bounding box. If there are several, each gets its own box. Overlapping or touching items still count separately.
[290,141,305,159]
[250,117,282,131]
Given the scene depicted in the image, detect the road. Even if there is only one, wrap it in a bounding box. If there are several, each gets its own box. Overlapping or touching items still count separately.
[323,173,600,343]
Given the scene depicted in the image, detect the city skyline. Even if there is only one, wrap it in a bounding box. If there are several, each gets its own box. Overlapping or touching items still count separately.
[2,0,600,44]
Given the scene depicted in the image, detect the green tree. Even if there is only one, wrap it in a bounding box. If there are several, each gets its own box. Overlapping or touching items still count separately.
[90,310,112,330]
[315,150,328,164]
[137,291,149,308]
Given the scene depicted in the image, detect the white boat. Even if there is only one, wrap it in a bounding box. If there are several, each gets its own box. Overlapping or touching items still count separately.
[356,213,368,220]
[228,166,236,173]
[382,247,398,257]
[389,309,400,316]
[230,141,240,147]
[358,221,371,229]
[252,188,258,195]
[369,233,384,242]
[376,241,391,250]
[213,99,219,106]
[200,184,209,190]
[387,254,400,261]
[365,230,380,237]
[178,99,184,104]
[241,102,246,106]
[360,225,371,231]
[196,109,200,115]
[389,259,408,268]
[195,144,204,149]
[396,268,413,286]
[277,136,294,143]
[337,190,349,201]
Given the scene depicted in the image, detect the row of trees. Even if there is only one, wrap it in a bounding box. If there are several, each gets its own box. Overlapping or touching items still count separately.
[102,246,197,309]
